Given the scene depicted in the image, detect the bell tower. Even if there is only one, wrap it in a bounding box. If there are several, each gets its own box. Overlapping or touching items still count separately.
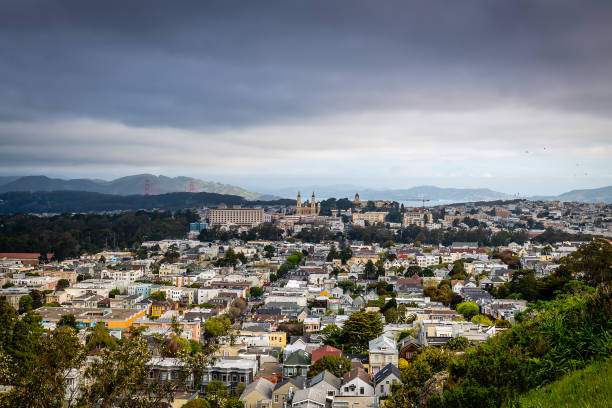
[297,192,302,208]
[311,192,316,209]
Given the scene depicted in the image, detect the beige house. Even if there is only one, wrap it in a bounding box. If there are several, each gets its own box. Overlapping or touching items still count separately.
[271,378,304,408]
[240,378,275,408]
[353,212,387,224]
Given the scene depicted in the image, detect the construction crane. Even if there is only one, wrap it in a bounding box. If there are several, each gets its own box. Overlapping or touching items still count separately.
[403,198,430,211]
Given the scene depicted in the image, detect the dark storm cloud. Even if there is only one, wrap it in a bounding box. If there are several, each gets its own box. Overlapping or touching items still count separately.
[1,0,611,129]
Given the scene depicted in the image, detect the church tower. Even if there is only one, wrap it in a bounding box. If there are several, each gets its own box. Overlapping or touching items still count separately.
[311,192,316,209]
[297,192,302,208]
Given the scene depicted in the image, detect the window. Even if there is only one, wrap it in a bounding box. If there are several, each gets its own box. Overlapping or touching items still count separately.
[274,395,279,403]
[380,385,384,393]
[360,387,364,395]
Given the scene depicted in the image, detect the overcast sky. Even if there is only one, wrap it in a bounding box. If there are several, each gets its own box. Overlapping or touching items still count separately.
[1,0,611,195]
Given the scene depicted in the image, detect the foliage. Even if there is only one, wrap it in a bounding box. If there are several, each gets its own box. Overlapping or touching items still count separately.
[320,324,344,349]
[0,210,197,261]
[249,286,264,298]
[337,280,357,294]
[149,290,167,301]
[263,244,275,258]
[86,323,118,351]
[560,239,612,286]
[470,315,493,326]
[307,355,352,378]
[182,398,211,408]
[56,278,70,290]
[108,288,121,298]
[58,313,78,330]
[510,358,612,408]
[446,336,469,351]
[429,283,612,408]
[340,311,383,353]
[386,347,453,408]
[456,302,479,319]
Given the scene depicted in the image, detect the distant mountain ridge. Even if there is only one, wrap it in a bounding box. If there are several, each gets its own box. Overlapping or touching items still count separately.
[269,184,612,204]
[0,174,275,200]
[270,185,513,204]
[531,185,612,204]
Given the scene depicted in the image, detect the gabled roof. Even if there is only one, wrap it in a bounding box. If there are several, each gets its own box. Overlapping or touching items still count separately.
[369,334,396,353]
[373,363,401,384]
[292,388,327,405]
[309,370,341,389]
[341,367,372,385]
[240,378,274,400]
[273,376,306,392]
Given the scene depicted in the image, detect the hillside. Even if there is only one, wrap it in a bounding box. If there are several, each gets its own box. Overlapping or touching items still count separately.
[0,174,272,200]
[512,358,611,408]
[0,191,294,214]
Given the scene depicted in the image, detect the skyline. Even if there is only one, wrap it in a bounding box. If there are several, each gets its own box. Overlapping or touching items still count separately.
[1,1,612,195]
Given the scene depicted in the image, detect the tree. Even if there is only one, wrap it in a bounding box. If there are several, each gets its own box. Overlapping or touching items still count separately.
[471,315,493,326]
[249,287,264,298]
[337,280,357,294]
[386,347,452,408]
[341,311,383,353]
[86,323,118,351]
[150,290,167,301]
[56,278,70,290]
[326,244,339,261]
[364,260,376,280]
[339,246,353,264]
[263,244,275,259]
[58,313,78,330]
[109,288,121,298]
[320,324,343,349]
[561,239,612,286]
[18,295,33,312]
[456,302,479,320]
[446,336,469,351]
[136,247,148,260]
[182,398,211,408]
[308,355,351,378]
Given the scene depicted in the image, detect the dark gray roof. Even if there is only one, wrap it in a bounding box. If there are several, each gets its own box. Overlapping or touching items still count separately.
[373,363,401,384]
[309,370,341,389]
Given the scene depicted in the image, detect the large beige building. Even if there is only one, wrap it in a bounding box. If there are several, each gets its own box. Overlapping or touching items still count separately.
[403,212,433,227]
[352,211,388,224]
[295,192,320,216]
[208,208,265,227]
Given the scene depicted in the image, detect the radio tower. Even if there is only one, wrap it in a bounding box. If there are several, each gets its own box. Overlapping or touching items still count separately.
[189,180,196,193]
[144,178,151,195]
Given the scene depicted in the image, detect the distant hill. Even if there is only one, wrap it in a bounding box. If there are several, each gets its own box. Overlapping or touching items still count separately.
[532,185,612,204]
[270,185,513,204]
[0,174,274,200]
[0,191,294,214]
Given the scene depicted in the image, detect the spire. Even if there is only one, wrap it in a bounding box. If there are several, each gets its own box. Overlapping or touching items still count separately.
[297,191,302,208]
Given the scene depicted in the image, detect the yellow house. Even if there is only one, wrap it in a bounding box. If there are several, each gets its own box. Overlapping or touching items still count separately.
[36,306,146,331]
[240,329,287,348]
[319,290,330,297]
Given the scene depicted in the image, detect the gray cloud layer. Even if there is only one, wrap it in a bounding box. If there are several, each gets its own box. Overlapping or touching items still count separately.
[0,1,611,194]
[1,0,611,127]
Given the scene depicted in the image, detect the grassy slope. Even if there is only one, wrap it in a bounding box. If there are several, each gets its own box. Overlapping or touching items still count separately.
[513,358,612,408]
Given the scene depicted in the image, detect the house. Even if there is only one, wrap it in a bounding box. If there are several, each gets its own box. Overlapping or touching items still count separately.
[311,345,343,364]
[368,335,398,374]
[373,363,401,397]
[291,388,326,408]
[240,378,275,408]
[271,377,305,408]
[308,370,341,399]
[339,367,374,396]
[201,358,257,395]
[397,335,421,360]
[283,349,311,378]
